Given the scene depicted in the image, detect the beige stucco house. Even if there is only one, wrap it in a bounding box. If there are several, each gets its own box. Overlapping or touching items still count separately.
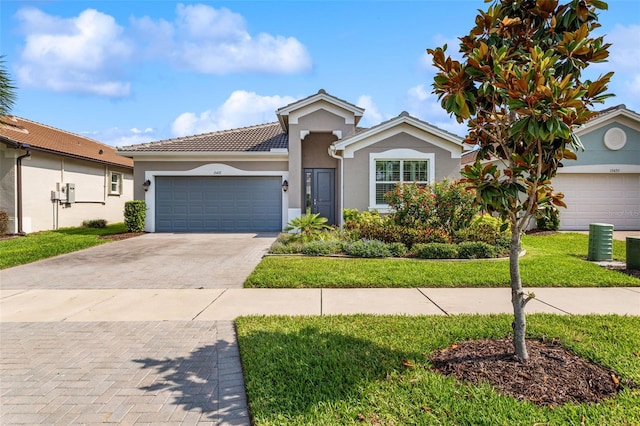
[461,104,640,230]
[118,89,463,232]
[0,117,134,234]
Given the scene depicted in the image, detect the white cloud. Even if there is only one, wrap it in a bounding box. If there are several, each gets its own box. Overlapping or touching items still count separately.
[604,24,640,109]
[15,8,133,97]
[356,95,390,127]
[133,4,312,74]
[86,127,157,147]
[405,84,467,137]
[171,90,297,137]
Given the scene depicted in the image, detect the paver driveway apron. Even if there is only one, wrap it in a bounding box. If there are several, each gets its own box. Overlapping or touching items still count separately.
[0,233,277,426]
[0,233,277,290]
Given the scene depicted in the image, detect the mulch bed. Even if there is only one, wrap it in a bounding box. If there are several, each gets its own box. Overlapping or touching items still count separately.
[99,232,146,241]
[430,338,630,406]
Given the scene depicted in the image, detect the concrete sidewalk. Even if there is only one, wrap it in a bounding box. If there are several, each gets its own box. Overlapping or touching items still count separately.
[2,287,639,322]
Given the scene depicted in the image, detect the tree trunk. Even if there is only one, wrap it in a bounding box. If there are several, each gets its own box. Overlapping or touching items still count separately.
[510,227,529,362]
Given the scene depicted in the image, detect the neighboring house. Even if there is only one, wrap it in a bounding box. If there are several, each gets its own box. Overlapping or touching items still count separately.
[461,104,640,230]
[118,89,463,233]
[0,117,134,234]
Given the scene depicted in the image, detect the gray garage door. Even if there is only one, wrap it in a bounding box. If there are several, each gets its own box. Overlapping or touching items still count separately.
[155,176,282,232]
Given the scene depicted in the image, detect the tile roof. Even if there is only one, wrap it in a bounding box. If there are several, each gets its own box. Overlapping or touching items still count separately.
[119,122,287,153]
[0,116,133,169]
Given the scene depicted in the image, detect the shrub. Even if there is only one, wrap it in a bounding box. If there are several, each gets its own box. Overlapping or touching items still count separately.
[124,200,146,232]
[387,242,408,257]
[413,243,458,259]
[454,214,510,247]
[285,213,331,242]
[301,240,342,256]
[430,179,479,233]
[384,179,479,233]
[82,219,107,228]
[344,239,391,258]
[457,241,498,259]
[536,206,561,231]
[269,242,303,254]
[349,222,450,249]
[0,210,8,235]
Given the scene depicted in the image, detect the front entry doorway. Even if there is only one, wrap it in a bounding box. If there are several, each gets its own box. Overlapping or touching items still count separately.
[304,168,336,225]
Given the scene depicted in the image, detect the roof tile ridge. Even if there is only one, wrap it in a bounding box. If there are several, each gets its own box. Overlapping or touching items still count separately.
[13,116,117,149]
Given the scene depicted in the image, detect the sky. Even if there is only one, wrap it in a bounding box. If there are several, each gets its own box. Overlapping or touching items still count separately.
[1,0,639,147]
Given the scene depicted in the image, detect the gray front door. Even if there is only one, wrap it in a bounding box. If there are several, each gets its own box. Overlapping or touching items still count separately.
[304,169,335,225]
[155,176,282,232]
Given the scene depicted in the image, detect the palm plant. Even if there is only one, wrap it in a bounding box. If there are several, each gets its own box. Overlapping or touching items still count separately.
[0,56,17,118]
[284,213,330,242]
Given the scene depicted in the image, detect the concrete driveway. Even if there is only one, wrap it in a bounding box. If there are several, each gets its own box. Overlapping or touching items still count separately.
[0,233,277,290]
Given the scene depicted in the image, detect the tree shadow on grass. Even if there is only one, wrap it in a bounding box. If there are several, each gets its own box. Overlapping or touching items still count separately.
[236,325,421,421]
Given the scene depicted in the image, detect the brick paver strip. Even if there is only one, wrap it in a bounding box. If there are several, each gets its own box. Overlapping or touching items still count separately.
[0,321,250,425]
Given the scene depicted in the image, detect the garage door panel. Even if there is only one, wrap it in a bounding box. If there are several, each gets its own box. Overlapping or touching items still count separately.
[155,176,282,232]
[554,174,640,230]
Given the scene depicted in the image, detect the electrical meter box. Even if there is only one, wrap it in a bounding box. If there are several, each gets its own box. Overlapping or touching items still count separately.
[66,183,76,203]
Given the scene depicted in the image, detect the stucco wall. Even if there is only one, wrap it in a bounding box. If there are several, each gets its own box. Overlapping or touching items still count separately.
[132,160,289,200]
[289,107,356,210]
[5,150,133,233]
[575,121,639,167]
[343,132,461,211]
[0,145,17,231]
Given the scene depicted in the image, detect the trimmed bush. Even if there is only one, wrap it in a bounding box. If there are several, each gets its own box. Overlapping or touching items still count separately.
[82,219,107,228]
[413,243,458,259]
[454,214,510,248]
[351,222,450,249]
[387,242,408,257]
[301,240,342,256]
[269,242,303,254]
[0,210,9,235]
[345,239,391,258]
[124,200,146,232]
[457,241,498,259]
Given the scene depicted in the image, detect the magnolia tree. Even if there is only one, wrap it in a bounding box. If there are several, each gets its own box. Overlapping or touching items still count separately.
[428,0,613,362]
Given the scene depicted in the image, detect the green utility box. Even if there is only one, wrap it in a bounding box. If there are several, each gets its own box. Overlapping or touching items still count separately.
[627,236,640,270]
[587,223,614,261]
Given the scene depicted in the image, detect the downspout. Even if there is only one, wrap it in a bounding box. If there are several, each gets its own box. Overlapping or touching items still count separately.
[16,145,31,236]
[328,145,344,231]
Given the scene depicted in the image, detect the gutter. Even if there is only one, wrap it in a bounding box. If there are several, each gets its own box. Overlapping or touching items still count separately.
[328,145,344,231]
[16,144,31,235]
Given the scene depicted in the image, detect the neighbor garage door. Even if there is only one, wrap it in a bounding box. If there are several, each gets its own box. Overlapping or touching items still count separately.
[553,173,640,230]
[155,176,282,232]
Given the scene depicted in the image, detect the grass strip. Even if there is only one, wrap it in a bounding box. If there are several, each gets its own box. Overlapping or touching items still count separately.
[236,314,640,426]
[0,223,129,269]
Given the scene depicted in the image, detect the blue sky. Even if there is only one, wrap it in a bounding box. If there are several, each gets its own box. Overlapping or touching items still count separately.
[1,0,639,147]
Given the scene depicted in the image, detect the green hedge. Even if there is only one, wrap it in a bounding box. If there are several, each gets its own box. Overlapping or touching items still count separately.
[124,200,146,232]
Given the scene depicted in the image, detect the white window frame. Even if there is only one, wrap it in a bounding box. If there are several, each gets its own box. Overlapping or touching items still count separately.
[109,172,123,195]
[369,149,435,212]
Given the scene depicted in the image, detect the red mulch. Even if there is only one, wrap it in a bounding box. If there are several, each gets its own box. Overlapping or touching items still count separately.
[430,338,631,406]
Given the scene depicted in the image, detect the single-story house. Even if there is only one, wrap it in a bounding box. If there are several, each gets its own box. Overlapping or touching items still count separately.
[461,104,640,230]
[0,116,134,234]
[118,89,463,233]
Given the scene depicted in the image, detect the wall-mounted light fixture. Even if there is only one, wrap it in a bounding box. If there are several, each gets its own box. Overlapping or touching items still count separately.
[142,179,151,191]
[281,180,289,192]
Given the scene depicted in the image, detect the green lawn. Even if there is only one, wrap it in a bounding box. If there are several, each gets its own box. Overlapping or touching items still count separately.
[0,223,131,269]
[245,233,639,288]
[236,314,640,426]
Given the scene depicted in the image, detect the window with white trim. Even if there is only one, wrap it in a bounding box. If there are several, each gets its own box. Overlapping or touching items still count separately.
[375,160,429,204]
[109,172,123,195]
[369,150,435,209]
